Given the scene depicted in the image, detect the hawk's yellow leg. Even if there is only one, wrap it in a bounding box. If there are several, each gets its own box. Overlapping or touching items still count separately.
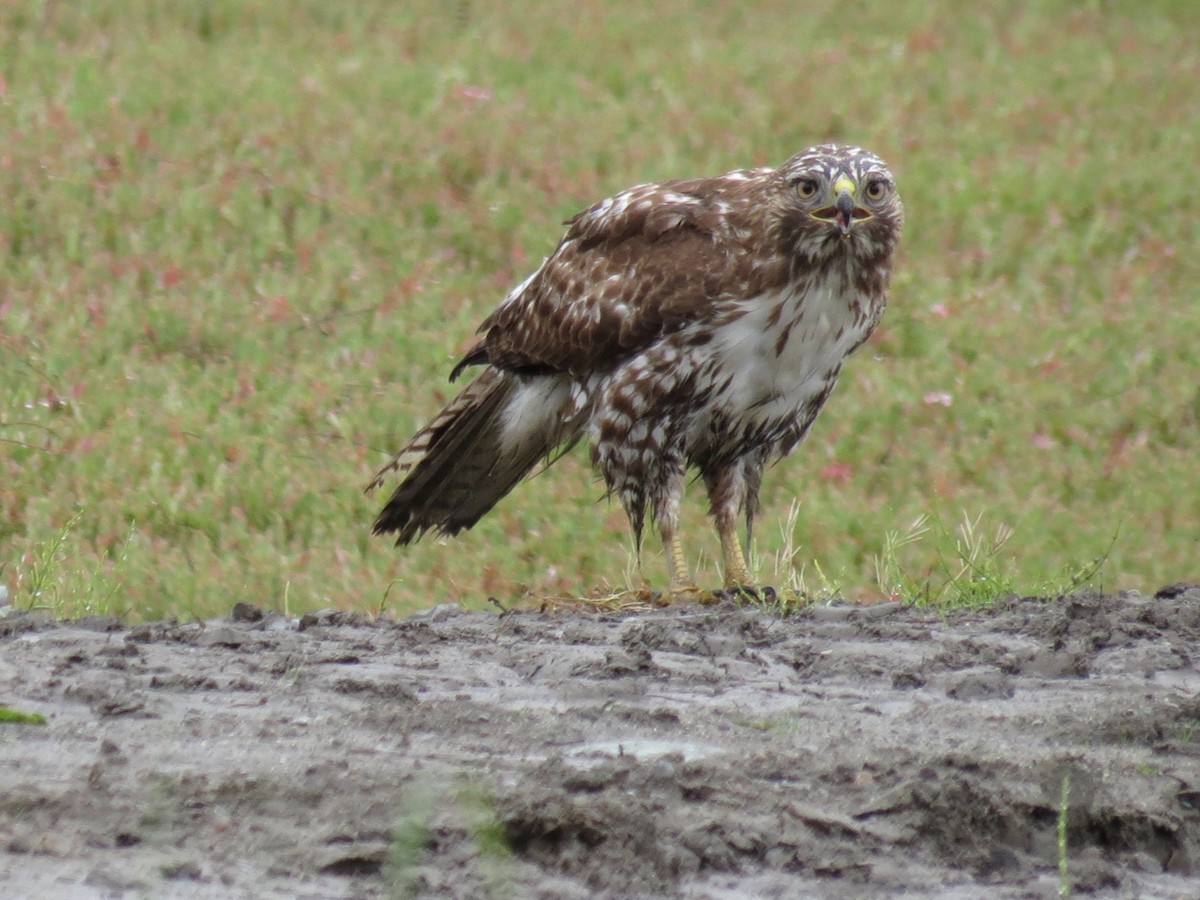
[661,522,718,604]
[715,513,752,589]
[666,526,692,590]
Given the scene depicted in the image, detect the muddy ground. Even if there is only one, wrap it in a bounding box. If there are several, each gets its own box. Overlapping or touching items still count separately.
[2,586,1200,899]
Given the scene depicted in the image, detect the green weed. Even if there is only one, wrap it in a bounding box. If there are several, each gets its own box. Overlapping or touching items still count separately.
[0,707,47,725]
[12,510,134,618]
[871,510,1114,607]
[876,510,1019,606]
[384,780,514,900]
[1058,773,1072,899]
[384,786,435,899]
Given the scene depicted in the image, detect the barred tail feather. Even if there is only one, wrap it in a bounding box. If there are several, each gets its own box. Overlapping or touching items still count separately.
[368,370,578,545]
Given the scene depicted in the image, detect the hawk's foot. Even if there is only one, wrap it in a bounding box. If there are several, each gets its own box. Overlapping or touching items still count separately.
[714,584,778,604]
[666,584,724,606]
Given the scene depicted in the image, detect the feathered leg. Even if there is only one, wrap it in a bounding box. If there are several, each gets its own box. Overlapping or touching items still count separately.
[605,446,711,602]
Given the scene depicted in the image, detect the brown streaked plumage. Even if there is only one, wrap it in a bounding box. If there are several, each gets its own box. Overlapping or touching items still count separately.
[368,144,904,600]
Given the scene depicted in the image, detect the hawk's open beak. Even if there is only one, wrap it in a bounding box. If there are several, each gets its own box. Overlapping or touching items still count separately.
[812,176,872,236]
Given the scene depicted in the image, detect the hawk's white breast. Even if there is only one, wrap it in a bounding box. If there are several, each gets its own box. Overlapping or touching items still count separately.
[699,279,870,428]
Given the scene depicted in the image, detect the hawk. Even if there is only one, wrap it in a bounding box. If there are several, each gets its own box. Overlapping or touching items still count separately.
[368,144,904,601]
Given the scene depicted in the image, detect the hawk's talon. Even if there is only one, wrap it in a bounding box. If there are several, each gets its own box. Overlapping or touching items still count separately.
[719,584,758,602]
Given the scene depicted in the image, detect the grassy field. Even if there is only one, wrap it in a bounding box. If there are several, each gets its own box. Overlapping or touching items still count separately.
[2,1,1197,620]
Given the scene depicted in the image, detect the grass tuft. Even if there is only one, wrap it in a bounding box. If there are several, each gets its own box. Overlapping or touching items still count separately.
[12,510,134,619]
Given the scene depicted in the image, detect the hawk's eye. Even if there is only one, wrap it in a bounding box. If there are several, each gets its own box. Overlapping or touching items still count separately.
[795,178,819,200]
[864,179,889,201]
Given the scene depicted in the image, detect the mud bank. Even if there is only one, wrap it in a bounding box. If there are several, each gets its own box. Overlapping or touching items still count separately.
[2,586,1199,898]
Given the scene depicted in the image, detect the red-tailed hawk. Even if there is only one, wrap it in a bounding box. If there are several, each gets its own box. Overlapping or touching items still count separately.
[368,144,904,601]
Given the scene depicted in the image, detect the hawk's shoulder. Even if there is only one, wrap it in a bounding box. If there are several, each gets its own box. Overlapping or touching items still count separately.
[563,167,772,247]
[451,167,781,380]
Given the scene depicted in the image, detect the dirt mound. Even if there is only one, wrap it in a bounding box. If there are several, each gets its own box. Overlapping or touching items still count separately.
[2,587,1199,898]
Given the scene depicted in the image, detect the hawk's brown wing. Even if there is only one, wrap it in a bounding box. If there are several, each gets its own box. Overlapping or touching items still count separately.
[453,176,766,381]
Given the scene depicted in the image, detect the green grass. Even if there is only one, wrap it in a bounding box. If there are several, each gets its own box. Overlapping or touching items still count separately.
[2,1,1198,619]
[1058,773,1072,898]
[385,780,514,898]
[0,707,47,725]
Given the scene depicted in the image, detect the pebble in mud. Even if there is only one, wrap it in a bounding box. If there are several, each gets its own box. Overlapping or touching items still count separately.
[944,669,1015,701]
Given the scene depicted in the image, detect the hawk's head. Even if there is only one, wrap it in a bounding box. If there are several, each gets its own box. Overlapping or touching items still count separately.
[775,144,903,261]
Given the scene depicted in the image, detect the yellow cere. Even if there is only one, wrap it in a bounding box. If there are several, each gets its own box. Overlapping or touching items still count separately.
[832,175,856,197]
